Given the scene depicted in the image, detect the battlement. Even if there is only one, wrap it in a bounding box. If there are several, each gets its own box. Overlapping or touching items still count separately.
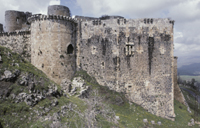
[99,15,124,20]
[85,18,174,27]
[0,31,30,37]
[74,15,99,22]
[27,14,78,24]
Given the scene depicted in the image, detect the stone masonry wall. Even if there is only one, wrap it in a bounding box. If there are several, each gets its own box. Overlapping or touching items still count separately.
[78,18,175,119]
[0,31,31,62]
[29,15,77,85]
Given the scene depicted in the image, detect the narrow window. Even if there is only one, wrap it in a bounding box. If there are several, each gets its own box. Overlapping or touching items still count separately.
[117,19,120,24]
[147,19,149,24]
[16,17,19,24]
[67,44,74,54]
[151,19,153,24]
[144,19,146,24]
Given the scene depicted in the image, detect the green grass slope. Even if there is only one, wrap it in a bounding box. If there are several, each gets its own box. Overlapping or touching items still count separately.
[74,70,199,128]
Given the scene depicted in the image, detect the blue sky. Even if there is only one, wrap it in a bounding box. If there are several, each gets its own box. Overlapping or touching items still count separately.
[61,0,82,16]
[0,0,199,67]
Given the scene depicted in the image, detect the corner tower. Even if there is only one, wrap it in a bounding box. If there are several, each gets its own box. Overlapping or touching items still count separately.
[5,10,26,32]
[28,6,77,84]
[48,5,71,17]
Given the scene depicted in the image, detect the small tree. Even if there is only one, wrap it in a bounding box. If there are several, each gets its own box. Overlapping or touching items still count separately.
[191,78,196,90]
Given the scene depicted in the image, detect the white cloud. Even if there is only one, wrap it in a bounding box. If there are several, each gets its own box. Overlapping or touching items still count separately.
[76,0,184,18]
[49,0,60,5]
[168,0,200,23]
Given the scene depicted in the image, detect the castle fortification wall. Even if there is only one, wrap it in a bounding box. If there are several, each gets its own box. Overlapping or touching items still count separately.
[0,24,3,32]
[29,15,77,84]
[0,31,31,61]
[48,5,70,17]
[78,18,175,119]
[0,5,181,120]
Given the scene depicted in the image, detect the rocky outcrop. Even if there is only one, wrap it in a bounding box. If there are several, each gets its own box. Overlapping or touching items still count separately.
[0,46,61,107]
[69,77,90,98]
[0,69,20,81]
[60,78,71,93]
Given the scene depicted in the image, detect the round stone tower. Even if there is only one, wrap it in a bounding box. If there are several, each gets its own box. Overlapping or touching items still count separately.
[5,10,26,32]
[0,23,3,32]
[28,12,77,84]
[48,5,70,17]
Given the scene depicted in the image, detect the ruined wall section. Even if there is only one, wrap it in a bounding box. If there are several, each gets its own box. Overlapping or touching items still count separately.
[0,31,31,62]
[79,18,175,119]
[29,15,77,84]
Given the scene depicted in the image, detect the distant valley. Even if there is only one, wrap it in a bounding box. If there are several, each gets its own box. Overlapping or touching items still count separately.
[178,63,200,76]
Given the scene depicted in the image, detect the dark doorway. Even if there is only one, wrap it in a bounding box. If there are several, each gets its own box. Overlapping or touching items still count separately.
[67,44,73,54]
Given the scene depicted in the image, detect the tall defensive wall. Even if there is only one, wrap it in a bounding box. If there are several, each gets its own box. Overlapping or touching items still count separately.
[77,18,176,119]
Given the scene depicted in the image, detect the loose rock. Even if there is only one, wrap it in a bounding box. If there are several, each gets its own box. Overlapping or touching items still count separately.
[157,121,161,125]
[143,119,148,123]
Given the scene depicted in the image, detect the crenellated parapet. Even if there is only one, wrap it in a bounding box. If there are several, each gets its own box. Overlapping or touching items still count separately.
[0,31,30,37]
[27,14,78,24]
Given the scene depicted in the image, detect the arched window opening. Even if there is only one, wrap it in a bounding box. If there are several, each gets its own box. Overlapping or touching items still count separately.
[16,17,19,24]
[67,44,74,54]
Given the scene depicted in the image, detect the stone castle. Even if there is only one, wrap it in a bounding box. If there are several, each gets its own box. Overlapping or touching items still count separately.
[0,5,186,120]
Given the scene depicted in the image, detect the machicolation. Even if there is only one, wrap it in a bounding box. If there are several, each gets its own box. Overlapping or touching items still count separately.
[0,5,184,120]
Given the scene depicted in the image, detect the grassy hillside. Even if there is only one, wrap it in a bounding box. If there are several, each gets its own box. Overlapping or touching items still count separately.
[74,70,199,128]
[0,46,199,127]
[180,85,200,123]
